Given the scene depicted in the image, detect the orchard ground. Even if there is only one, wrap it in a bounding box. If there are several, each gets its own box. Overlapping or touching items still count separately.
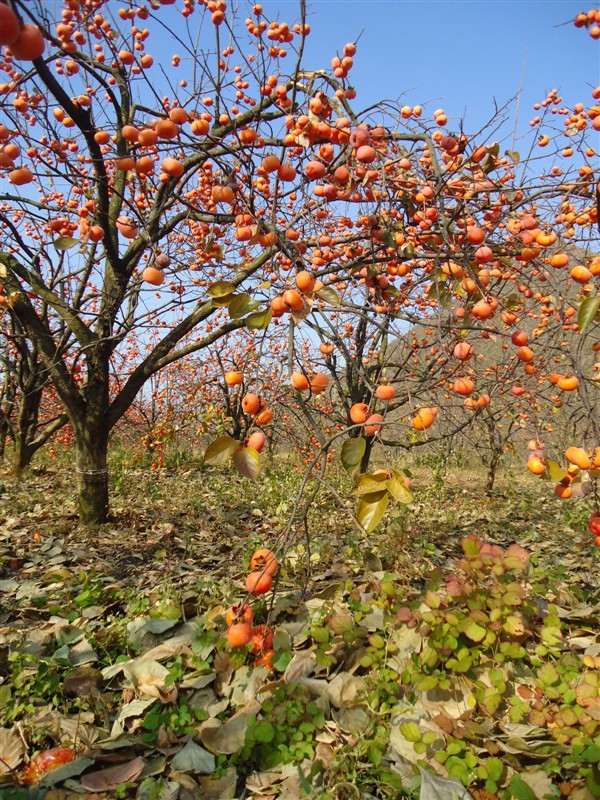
[0,448,598,800]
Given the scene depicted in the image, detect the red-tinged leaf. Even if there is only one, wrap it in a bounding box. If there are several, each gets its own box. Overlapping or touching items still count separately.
[232,446,260,480]
[204,436,239,466]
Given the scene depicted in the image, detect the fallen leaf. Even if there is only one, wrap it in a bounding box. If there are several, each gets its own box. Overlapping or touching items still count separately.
[170,739,215,774]
[0,727,26,773]
[81,756,145,791]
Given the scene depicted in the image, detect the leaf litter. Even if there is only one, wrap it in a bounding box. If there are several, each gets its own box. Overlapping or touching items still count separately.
[0,462,598,799]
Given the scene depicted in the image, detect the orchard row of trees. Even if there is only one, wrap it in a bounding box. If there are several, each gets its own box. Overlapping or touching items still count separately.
[0,0,599,525]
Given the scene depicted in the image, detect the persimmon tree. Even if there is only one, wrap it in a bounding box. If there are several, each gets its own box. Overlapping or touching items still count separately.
[0,0,367,522]
[0,0,598,536]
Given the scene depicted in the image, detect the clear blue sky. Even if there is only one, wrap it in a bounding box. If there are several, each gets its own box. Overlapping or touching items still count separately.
[269,0,599,141]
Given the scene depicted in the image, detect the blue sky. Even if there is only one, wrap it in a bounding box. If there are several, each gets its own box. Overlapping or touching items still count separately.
[268,0,599,140]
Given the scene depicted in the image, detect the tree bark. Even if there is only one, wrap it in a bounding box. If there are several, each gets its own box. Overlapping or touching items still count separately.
[75,429,109,524]
[360,437,373,473]
[11,384,42,475]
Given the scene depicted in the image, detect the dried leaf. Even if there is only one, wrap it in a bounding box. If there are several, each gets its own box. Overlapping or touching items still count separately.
[170,740,215,774]
[81,757,144,791]
[0,727,26,773]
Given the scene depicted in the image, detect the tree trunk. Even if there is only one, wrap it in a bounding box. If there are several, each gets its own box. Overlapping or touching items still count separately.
[75,430,109,524]
[11,385,43,475]
[360,437,373,473]
[0,416,9,461]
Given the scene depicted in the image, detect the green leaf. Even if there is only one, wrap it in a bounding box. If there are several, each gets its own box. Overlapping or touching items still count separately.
[415,675,439,692]
[508,776,537,800]
[315,286,340,306]
[232,446,260,480]
[245,308,273,330]
[386,471,413,504]
[228,294,261,318]
[207,280,236,298]
[53,236,79,251]
[461,535,481,558]
[341,437,366,472]
[459,618,486,642]
[351,471,389,495]
[253,720,275,743]
[578,296,600,334]
[399,721,421,742]
[380,230,398,250]
[486,757,504,782]
[356,490,389,534]
[204,435,238,466]
[505,150,520,164]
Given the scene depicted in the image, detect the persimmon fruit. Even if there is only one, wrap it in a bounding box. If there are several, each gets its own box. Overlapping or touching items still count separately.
[350,403,369,424]
[246,571,273,595]
[142,267,165,286]
[9,24,45,60]
[250,548,279,575]
[227,622,253,647]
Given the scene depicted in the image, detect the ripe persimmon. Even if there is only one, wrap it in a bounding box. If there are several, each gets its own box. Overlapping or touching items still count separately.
[557,375,579,392]
[262,154,280,173]
[155,118,178,139]
[412,407,437,431]
[589,512,600,536]
[246,571,273,595]
[291,371,309,391]
[227,622,253,647]
[283,289,303,311]
[453,342,474,361]
[296,270,315,293]
[162,157,184,177]
[250,625,274,654]
[212,185,235,204]
[224,371,243,386]
[225,603,254,627]
[142,267,165,286]
[309,373,329,394]
[0,5,21,46]
[255,408,273,425]
[242,393,260,415]
[246,431,266,453]
[364,413,384,436]
[250,548,279,575]
[8,167,33,185]
[565,447,591,470]
[9,24,45,60]
[453,378,475,396]
[511,331,529,346]
[350,403,369,424]
[255,649,275,669]
[527,455,547,475]
[375,384,396,401]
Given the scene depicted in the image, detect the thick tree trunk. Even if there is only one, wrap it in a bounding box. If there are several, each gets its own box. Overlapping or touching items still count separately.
[11,385,42,475]
[75,430,109,524]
